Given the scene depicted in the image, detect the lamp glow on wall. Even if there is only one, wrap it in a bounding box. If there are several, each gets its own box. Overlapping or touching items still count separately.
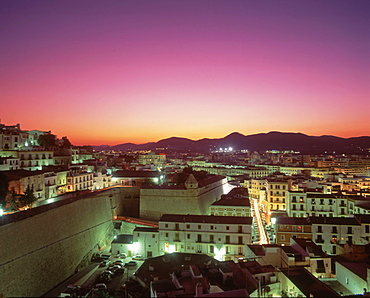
[132,241,140,255]
[214,247,224,261]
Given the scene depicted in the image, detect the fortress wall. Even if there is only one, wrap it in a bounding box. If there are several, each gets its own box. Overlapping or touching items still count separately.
[0,194,114,297]
[140,179,228,221]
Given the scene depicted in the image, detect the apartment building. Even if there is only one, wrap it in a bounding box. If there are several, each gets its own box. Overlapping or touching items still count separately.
[44,171,58,199]
[138,152,166,167]
[308,217,363,255]
[275,217,312,246]
[66,171,94,192]
[158,214,253,261]
[0,157,20,171]
[18,150,54,170]
[286,191,354,218]
[266,179,292,211]
[244,178,266,200]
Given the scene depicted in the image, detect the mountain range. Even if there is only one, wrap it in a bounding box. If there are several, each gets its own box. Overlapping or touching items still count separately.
[93,132,370,154]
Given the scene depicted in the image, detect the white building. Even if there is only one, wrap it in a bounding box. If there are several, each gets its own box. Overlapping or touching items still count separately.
[286,191,354,218]
[336,261,370,295]
[66,171,94,192]
[158,214,253,261]
[133,227,159,259]
[93,172,113,190]
[309,217,363,255]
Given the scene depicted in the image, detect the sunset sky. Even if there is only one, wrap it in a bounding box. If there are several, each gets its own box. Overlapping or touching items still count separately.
[1,0,369,146]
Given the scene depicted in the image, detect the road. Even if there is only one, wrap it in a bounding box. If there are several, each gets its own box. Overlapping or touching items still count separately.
[252,198,269,244]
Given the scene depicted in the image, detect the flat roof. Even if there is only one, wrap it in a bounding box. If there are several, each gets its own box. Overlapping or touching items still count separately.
[160,214,253,225]
[308,217,360,225]
[280,267,340,297]
[112,170,160,178]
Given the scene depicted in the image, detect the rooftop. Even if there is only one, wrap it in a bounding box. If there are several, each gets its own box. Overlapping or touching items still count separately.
[211,197,250,207]
[160,214,253,225]
[308,216,361,226]
[336,261,370,281]
[112,169,160,178]
[280,267,340,297]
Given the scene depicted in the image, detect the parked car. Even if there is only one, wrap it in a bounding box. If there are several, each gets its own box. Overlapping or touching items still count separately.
[99,260,110,267]
[113,259,124,265]
[109,264,122,272]
[94,283,107,291]
[114,268,125,275]
[102,270,114,276]
[124,261,138,268]
[132,254,143,260]
[117,252,127,258]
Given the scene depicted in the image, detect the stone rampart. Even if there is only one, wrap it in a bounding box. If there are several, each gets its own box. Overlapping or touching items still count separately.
[0,193,114,297]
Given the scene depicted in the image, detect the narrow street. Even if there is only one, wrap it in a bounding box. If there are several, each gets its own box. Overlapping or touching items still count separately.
[252,198,269,245]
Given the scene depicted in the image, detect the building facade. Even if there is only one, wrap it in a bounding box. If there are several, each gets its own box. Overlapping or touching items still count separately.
[158,214,253,261]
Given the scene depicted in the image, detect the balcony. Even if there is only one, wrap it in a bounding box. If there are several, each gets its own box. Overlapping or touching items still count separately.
[315,239,324,243]
[173,238,181,242]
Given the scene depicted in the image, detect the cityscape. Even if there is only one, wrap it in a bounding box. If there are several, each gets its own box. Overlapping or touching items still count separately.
[1,1,370,298]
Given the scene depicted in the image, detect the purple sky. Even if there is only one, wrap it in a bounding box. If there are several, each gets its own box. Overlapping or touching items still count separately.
[1,0,369,145]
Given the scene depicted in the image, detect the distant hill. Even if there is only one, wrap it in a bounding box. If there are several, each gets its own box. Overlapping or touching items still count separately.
[93,132,370,154]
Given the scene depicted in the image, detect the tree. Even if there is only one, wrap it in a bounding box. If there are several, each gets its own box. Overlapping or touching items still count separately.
[0,172,9,209]
[60,136,72,149]
[8,192,20,211]
[19,185,37,208]
[38,133,57,148]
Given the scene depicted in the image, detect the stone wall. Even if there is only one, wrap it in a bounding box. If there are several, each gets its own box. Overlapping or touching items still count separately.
[140,178,228,221]
[0,193,114,297]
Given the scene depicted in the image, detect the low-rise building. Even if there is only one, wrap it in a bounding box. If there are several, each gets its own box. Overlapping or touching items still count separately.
[158,214,253,261]
[209,187,251,217]
[133,227,159,259]
[336,261,370,295]
[279,267,340,297]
